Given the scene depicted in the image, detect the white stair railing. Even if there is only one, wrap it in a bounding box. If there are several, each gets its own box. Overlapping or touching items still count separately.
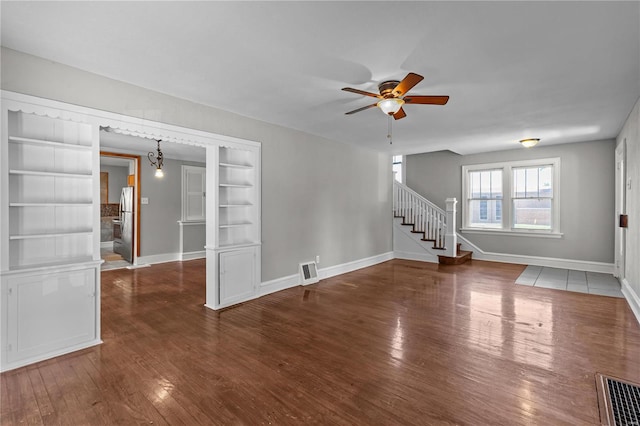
[393,181,457,257]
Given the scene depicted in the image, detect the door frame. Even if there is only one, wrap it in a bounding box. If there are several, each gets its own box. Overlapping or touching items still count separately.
[100,151,142,258]
[614,140,626,279]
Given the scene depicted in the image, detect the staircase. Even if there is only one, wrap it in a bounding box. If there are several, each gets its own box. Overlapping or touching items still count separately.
[393,181,472,265]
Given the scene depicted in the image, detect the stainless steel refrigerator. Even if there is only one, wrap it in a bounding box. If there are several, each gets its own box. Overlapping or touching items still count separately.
[114,186,134,263]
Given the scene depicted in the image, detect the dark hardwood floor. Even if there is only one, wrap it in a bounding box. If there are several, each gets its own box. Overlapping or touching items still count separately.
[2,258,640,425]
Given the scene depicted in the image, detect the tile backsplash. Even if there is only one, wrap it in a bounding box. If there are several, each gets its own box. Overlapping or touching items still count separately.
[101,203,119,217]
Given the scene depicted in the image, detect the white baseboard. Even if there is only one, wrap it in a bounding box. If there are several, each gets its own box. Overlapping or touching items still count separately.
[622,278,640,326]
[318,251,394,280]
[179,250,206,261]
[136,253,181,265]
[393,251,438,263]
[1,338,102,373]
[100,241,113,249]
[134,251,206,265]
[455,233,614,274]
[259,273,299,297]
[259,251,394,296]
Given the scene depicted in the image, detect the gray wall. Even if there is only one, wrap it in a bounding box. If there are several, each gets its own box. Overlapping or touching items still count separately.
[406,140,616,263]
[140,158,205,257]
[617,97,640,297]
[100,165,128,204]
[182,224,206,253]
[1,47,393,281]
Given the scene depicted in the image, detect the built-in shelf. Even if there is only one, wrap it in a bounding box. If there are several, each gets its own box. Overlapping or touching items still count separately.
[218,240,257,249]
[9,202,92,207]
[219,162,253,169]
[219,222,252,228]
[9,169,92,178]
[8,257,96,272]
[219,183,253,188]
[8,136,92,151]
[9,231,93,240]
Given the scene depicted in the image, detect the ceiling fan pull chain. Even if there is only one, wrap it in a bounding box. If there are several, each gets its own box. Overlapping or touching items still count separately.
[387,114,393,144]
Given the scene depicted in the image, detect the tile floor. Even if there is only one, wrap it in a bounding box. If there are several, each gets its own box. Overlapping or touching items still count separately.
[515,266,624,298]
[100,248,131,271]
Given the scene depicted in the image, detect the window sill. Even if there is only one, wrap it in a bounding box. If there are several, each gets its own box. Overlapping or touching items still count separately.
[460,228,563,239]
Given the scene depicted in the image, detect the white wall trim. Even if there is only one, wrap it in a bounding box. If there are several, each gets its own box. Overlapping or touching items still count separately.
[179,250,206,261]
[318,252,394,280]
[100,241,113,249]
[259,273,299,297]
[1,338,102,373]
[135,253,181,265]
[622,278,640,326]
[394,251,438,263]
[456,233,614,273]
[259,252,394,296]
[136,251,207,265]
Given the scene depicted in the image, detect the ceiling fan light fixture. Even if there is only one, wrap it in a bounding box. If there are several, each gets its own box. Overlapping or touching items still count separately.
[519,138,540,148]
[377,98,405,115]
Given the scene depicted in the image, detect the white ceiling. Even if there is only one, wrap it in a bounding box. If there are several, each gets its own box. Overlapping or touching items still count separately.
[2,2,639,155]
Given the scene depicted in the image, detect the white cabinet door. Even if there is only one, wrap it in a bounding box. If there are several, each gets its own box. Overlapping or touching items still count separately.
[5,268,96,363]
[219,248,256,305]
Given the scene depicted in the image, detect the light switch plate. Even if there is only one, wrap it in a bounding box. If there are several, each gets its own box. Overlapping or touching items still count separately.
[141,197,149,204]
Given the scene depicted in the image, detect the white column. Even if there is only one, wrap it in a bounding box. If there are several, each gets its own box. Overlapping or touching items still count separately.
[204,145,219,309]
[445,198,457,257]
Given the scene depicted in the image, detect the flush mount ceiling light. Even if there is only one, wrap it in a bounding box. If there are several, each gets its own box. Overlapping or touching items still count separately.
[148,139,164,178]
[520,138,540,148]
[377,98,405,115]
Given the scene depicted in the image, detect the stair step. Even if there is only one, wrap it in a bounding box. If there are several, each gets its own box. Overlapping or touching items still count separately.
[438,250,473,265]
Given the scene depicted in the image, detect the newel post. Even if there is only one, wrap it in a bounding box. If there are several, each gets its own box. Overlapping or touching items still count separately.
[445,198,457,257]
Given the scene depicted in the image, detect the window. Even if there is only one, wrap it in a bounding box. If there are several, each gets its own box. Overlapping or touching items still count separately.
[468,169,502,228]
[182,165,206,222]
[512,165,553,229]
[461,158,561,237]
[392,155,403,183]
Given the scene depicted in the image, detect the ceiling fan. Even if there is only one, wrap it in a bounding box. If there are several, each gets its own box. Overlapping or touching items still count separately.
[342,72,449,120]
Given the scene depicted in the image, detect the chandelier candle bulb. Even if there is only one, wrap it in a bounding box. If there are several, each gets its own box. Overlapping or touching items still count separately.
[148,139,165,177]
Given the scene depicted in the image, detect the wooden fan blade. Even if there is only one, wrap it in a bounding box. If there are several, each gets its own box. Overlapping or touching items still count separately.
[393,108,406,120]
[404,95,450,105]
[392,73,424,97]
[342,87,381,98]
[345,103,378,115]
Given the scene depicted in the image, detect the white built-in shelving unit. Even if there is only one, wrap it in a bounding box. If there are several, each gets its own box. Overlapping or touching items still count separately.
[1,91,263,371]
[218,147,259,247]
[1,99,102,372]
[207,145,261,308]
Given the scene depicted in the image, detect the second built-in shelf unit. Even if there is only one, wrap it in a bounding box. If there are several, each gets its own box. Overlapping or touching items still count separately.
[218,147,259,248]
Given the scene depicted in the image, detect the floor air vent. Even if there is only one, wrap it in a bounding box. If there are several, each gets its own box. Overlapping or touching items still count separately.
[299,262,319,285]
[596,373,640,425]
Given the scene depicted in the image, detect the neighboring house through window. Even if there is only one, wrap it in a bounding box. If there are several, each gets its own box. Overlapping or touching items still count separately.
[461,158,561,237]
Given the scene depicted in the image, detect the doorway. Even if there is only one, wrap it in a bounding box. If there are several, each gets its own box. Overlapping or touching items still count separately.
[100,152,141,270]
[614,140,626,280]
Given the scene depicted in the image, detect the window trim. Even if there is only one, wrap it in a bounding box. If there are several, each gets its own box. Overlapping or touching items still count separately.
[461,157,562,237]
[181,165,207,222]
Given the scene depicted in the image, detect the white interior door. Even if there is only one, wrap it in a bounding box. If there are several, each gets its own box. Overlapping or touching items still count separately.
[614,141,626,279]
